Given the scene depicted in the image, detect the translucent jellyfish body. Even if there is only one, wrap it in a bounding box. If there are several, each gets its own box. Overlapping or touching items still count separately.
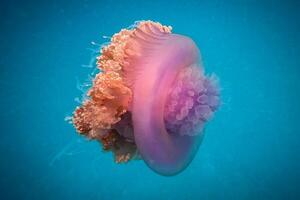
[72,20,220,176]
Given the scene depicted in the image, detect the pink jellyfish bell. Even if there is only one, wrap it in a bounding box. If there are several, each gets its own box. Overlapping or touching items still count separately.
[72,20,220,176]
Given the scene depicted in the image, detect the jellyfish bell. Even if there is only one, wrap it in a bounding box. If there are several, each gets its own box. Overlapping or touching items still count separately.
[72,21,220,176]
[129,34,214,175]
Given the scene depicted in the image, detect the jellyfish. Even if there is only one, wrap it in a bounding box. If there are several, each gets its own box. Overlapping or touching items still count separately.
[72,20,220,176]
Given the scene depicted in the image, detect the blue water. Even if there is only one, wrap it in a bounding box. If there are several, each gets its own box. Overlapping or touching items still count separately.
[1,0,299,199]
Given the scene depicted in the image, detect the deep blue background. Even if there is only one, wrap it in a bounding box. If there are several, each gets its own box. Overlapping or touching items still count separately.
[1,0,300,199]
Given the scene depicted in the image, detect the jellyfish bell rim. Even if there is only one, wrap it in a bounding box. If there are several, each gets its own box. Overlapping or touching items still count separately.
[132,63,205,175]
[130,33,205,175]
[143,132,205,176]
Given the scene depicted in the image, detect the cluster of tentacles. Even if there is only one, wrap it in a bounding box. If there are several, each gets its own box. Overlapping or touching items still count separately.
[72,21,172,163]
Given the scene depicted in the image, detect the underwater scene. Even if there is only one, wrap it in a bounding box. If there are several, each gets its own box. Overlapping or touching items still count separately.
[1,0,299,199]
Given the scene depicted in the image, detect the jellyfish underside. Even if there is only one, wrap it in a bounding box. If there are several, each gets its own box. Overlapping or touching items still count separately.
[72,21,219,175]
